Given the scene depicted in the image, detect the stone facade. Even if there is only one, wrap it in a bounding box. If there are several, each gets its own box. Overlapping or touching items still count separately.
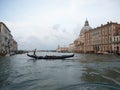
[68,43,75,52]
[72,20,120,54]
[74,20,92,53]
[74,37,84,53]
[84,22,120,54]
[0,22,18,55]
[112,25,120,54]
[84,29,93,53]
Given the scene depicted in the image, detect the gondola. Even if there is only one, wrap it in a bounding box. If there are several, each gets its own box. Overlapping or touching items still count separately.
[27,53,74,59]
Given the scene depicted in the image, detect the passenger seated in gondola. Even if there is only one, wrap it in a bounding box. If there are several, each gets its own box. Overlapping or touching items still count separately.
[33,49,36,56]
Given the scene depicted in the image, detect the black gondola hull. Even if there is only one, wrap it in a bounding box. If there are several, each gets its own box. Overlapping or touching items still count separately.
[27,53,74,59]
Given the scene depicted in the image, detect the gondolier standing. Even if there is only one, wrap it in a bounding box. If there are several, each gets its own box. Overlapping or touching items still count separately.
[33,49,36,56]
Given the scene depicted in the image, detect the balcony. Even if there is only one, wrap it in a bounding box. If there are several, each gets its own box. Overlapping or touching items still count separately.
[113,33,120,36]
[112,41,120,43]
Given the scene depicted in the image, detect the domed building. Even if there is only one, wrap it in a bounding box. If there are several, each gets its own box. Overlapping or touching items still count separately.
[80,20,92,34]
[74,19,92,53]
[79,19,92,43]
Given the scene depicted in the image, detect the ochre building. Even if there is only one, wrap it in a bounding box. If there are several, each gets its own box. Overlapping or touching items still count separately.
[84,21,120,54]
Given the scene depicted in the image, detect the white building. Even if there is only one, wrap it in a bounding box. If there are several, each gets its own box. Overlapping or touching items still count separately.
[74,19,92,52]
[0,22,17,56]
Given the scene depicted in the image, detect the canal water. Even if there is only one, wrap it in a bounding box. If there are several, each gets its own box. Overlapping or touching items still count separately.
[0,52,120,90]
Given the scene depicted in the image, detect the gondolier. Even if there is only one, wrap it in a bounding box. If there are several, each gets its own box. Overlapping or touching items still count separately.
[33,49,36,56]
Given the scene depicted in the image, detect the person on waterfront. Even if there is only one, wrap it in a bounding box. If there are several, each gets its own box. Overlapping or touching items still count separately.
[33,49,36,56]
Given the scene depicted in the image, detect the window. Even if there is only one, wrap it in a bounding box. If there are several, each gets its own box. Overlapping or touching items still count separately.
[117,37,118,41]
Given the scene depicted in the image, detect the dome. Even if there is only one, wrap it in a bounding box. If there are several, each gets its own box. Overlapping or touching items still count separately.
[80,19,92,36]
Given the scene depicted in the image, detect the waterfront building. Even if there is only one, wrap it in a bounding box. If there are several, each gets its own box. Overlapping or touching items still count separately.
[74,19,92,53]
[74,37,84,53]
[68,43,75,52]
[0,22,18,56]
[112,25,120,54]
[84,21,120,54]
[10,39,18,52]
[84,29,93,53]
[56,45,69,52]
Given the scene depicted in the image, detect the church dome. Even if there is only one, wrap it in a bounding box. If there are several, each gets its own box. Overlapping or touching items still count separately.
[80,19,92,36]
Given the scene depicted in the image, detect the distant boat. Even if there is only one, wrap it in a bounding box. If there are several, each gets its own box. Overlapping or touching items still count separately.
[27,53,74,59]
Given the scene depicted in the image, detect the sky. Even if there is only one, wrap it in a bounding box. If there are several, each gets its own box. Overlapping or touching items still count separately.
[0,0,120,50]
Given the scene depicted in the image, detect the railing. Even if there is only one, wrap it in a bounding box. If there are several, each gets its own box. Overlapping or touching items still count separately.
[112,41,120,43]
[113,34,120,36]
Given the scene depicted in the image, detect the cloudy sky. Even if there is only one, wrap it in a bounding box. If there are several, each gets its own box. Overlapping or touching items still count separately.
[0,0,120,50]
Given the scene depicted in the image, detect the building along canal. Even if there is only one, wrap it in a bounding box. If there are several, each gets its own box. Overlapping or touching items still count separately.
[0,52,120,90]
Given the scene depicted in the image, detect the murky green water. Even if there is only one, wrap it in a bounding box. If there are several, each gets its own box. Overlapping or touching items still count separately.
[0,52,120,90]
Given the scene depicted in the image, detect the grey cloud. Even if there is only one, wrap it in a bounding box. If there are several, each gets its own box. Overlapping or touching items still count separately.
[52,24,60,30]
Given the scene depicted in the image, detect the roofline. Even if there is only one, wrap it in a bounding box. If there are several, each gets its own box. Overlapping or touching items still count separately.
[0,22,11,32]
[84,21,120,33]
[93,21,120,30]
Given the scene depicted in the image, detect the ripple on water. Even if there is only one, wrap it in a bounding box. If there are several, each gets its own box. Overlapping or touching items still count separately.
[8,72,55,90]
[57,83,120,90]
